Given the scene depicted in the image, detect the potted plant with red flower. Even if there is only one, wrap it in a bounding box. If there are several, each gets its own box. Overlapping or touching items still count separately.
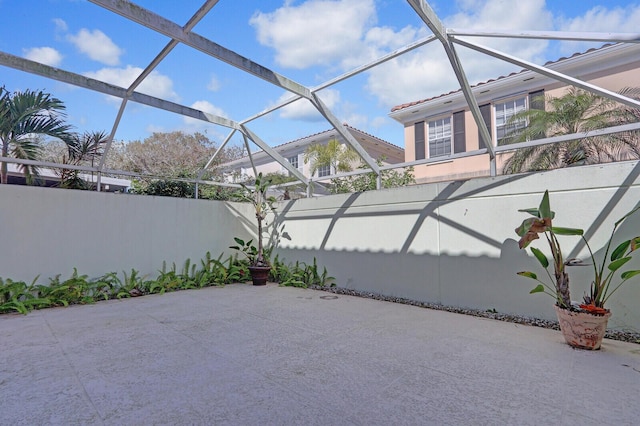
[515,190,640,349]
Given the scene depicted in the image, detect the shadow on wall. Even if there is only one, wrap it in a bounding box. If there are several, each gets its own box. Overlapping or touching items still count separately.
[272,161,640,332]
[275,240,550,322]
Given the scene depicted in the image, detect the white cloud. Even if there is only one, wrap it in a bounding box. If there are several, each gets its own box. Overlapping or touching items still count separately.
[558,4,640,32]
[251,0,556,110]
[341,111,368,128]
[207,75,221,92]
[556,5,640,55]
[365,0,554,108]
[250,0,377,69]
[191,100,227,119]
[23,47,63,67]
[84,66,178,101]
[366,45,458,107]
[446,0,552,48]
[53,18,68,33]
[278,89,341,121]
[370,116,388,129]
[67,28,123,66]
[183,100,229,131]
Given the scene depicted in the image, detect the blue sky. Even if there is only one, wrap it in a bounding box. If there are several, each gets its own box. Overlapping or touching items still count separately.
[1,0,639,151]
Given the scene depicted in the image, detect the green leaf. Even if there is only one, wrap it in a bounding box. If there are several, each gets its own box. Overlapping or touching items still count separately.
[621,270,640,280]
[518,207,541,218]
[608,256,632,272]
[611,240,631,261]
[551,227,584,236]
[538,191,552,219]
[529,284,545,294]
[233,237,245,246]
[530,247,549,268]
[517,271,537,280]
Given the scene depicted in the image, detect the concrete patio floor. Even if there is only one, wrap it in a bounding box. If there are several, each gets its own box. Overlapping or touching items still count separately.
[1,283,639,426]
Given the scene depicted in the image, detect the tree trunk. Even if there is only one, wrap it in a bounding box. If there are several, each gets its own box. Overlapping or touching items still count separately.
[1,142,8,184]
[256,214,264,265]
[556,270,571,308]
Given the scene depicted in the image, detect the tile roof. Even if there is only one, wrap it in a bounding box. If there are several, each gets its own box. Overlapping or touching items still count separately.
[390,43,614,113]
[232,123,403,162]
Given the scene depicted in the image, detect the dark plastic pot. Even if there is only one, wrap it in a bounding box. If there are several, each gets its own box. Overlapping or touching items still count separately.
[248,265,271,286]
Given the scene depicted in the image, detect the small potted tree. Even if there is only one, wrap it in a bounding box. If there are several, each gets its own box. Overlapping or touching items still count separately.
[515,190,640,349]
[230,173,277,286]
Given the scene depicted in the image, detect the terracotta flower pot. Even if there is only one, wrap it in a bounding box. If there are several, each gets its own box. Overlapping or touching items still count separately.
[248,265,271,286]
[554,305,612,350]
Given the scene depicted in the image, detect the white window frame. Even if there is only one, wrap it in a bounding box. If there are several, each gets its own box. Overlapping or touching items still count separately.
[495,95,527,145]
[283,154,303,177]
[287,154,299,169]
[317,164,331,177]
[427,116,452,158]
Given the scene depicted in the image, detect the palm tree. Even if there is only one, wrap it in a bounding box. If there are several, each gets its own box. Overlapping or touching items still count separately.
[0,87,73,184]
[59,130,108,189]
[303,138,360,177]
[603,87,640,160]
[501,87,640,174]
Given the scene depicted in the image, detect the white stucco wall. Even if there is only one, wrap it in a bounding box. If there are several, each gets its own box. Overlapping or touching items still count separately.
[2,161,639,331]
[273,161,640,331]
[0,185,253,283]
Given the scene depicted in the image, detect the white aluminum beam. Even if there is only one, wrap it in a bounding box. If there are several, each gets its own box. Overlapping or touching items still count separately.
[241,35,438,125]
[447,29,640,43]
[310,93,380,175]
[125,0,220,96]
[89,0,311,99]
[97,98,129,188]
[198,129,238,179]
[0,52,241,129]
[0,156,99,173]
[494,122,640,153]
[242,133,259,179]
[451,38,640,110]
[407,0,495,160]
[240,126,308,185]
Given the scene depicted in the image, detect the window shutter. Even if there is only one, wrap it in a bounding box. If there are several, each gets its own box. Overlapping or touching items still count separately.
[529,89,545,110]
[478,104,492,149]
[453,111,466,154]
[529,90,545,139]
[415,121,425,160]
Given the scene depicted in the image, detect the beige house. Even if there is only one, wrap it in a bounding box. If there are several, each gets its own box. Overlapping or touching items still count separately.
[221,124,404,182]
[389,43,640,184]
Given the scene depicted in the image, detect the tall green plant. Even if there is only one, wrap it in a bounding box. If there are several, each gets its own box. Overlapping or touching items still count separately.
[516,190,640,312]
[59,130,108,189]
[515,191,584,308]
[233,173,277,266]
[502,87,640,173]
[579,207,640,311]
[0,87,73,184]
[331,159,414,193]
[303,138,359,177]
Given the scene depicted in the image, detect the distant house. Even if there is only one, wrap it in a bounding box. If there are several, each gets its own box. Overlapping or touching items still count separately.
[389,43,640,184]
[5,163,131,192]
[221,124,404,182]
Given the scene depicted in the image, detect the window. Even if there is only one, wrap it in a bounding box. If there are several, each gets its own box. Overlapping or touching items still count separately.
[317,164,331,177]
[495,97,527,145]
[286,155,301,177]
[414,121,425,160]
[287,155,299,169]
[428,117,452,158]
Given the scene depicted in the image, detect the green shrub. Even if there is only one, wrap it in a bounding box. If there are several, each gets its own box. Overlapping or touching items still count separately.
[0,252,333,314]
